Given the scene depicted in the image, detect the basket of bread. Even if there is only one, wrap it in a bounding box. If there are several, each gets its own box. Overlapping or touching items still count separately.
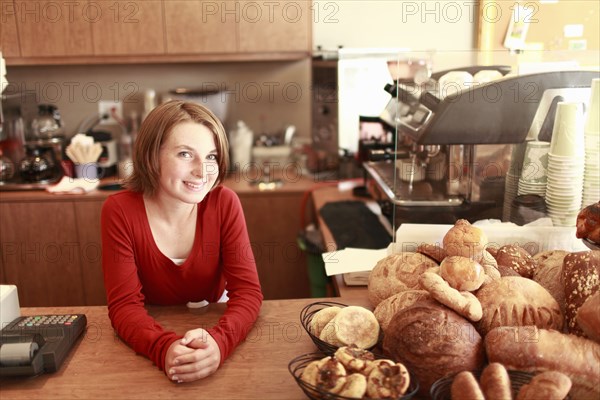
[300,301,382,355]
[362,219,599,399]
[288,345,419,400]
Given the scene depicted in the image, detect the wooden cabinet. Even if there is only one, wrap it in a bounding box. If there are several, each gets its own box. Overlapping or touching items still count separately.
[0,201,87,306]
[0,0,21,57]
[14,0,93,57]
[164,0,236,54]
[91,0,165,55]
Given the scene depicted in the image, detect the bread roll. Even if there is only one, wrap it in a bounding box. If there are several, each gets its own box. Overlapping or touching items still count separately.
[310,306,341,337]
[440,256,485,291]
[485,326,600,400]
[577,291,600,342]
[532,250,568,316]
[476,276,563,336]
[367,252,438,306]
[373,290,430,332]
[451,371,484,400]
[325,306,380,349]
[495,245,538,278]
[576,201,600,244]
[563,250,600,336]
[480,362,512,400]
[443,219,488,262]
[417,243,448,263]
[516,371,572,400]
[419,272,483,322]
[383,299,485,396]
[302,356,347,393]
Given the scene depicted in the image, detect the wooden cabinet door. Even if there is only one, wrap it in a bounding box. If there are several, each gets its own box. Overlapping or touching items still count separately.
[14,0,93,57]
[0,202,86,306]
[1,0,21,57]
[164,0,236,54]
[74,200,106,305]
[238,192,310,300]
[91,1,165,55]
[237,0,310,52]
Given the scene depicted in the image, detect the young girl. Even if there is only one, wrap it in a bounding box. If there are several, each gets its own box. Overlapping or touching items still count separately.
[101,100,263,383]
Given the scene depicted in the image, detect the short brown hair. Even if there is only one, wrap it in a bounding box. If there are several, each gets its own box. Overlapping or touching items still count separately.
[124,100,229,195]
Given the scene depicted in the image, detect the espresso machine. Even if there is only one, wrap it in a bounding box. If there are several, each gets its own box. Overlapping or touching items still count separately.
[363,65,600,225]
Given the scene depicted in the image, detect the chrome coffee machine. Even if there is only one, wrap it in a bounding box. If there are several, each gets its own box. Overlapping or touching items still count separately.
[364,67,600,225]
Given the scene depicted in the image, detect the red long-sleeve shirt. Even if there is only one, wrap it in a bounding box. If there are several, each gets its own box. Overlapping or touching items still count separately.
[101,185,263,372]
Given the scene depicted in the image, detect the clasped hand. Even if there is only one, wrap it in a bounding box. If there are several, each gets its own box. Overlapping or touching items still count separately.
[165,328,221,383]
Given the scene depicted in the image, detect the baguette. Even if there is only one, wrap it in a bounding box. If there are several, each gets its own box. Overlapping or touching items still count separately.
[485,326,600,399]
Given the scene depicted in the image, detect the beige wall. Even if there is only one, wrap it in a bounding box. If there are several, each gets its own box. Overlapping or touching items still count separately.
[5,59,311,142]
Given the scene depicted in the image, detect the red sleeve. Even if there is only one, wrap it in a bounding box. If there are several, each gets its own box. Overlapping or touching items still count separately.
[205,187,263,364]
[101,195,181,372]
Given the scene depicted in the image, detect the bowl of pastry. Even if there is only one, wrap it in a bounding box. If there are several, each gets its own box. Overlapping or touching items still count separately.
[288,346,419,400]
[300,301,381,355]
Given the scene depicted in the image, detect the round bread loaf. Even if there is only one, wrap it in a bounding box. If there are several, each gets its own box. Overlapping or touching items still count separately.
[382,299,485,396]
[577,291,600,342]
[439,256,485,291]
[310,306,342,338]
[373,290,430,332]
[442,219,488,263]
[495,245,538,278]
[532,250,568,316]
[563,250,600,336]
[322,306,380,349]
[367,252,438,306]
[476,276,563,336]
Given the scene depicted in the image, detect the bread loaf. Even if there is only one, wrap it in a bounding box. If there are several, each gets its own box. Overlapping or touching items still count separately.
[532,250,568,316]
[367,252,438,306]
[383,299,485,396]
[439,256,485,291]
[563,250,600,336]
[373,290,430,332]
[495,245,538,278]
[443,219,488,262]
[516,371,572,400]
[485,326,600,400]
[577,291,600,342]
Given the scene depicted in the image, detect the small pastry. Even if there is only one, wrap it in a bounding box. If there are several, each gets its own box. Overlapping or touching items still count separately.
[366,360,411,398]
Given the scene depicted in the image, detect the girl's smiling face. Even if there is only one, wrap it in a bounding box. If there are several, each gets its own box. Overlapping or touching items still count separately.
[156,121,219,205]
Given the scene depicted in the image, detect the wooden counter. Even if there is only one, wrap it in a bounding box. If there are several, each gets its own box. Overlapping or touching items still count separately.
[0,297,371,399]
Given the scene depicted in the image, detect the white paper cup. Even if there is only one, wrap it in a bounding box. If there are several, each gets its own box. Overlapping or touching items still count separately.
[75,163,99,180]
[585,78,600,133]
[550,102,585,157]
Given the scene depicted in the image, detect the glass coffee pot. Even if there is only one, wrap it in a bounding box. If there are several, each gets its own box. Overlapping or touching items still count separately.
[31,104,64,139]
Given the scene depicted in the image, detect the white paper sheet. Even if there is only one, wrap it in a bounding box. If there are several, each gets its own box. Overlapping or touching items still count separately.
[323,247,388,276]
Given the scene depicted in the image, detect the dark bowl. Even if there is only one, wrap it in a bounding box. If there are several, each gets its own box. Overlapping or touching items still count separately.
[289,352,419,400]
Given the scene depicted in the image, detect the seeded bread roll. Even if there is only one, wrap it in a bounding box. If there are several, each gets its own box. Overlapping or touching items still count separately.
[476,276,563,336]
[383,299,485,396]
[563,250,600,336]
[577,291,600,342]
[532,250,568,316]
[516,371,572,400]
[480,363,512,400]
[495,245,538,278]
[443,219,488,263]
[451,371,484,400]
[373,290,430,332]
[367,252,438,306]
[439,256,485,291]
[485,326,600,400]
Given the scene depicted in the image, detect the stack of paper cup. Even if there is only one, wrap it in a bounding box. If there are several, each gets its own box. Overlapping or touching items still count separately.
[503,142,526,222]
[546,102,585,226]
[583,78,600,206]
[518,140,550,197]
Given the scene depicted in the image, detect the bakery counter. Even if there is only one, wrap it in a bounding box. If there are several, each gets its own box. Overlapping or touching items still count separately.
[0,297,372,400]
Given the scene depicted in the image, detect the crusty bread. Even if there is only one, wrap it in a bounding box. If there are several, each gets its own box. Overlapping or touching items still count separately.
[373,290,430,332]
[443,219,488,263]
[476,276,563,336]
[516,371,572,400]
[440,256,485,291]
[480,362,512,400]
[451,371,484,400]
[485,326,600,400]
[383,299,485,396]
[577,291,600,342]
[367,252,438,306]
[419,272,482,322]
[495,244,538,278]
[576,201,600,244]
[532,250,568,316]
[563,250,600,336]
[417,243,448,263]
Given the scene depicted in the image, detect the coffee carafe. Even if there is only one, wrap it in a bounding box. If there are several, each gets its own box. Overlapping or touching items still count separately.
[31,104,64,139]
